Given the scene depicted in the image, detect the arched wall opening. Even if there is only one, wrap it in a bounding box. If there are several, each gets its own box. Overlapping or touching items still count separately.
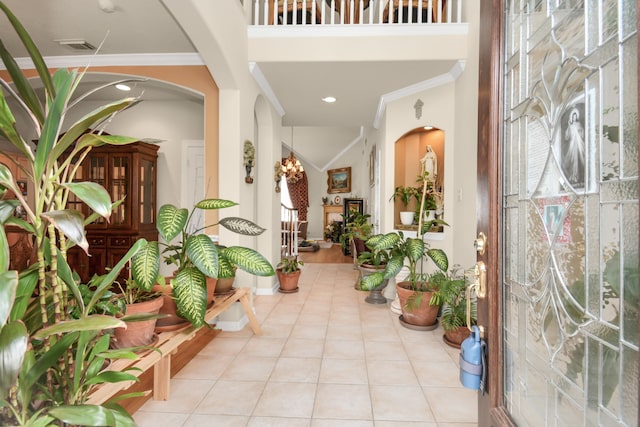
[393,126,445,228]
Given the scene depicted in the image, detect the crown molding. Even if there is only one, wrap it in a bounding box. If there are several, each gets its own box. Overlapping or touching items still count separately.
[4,53,204,70]
[373,59,466,129]
[249,62,285,117]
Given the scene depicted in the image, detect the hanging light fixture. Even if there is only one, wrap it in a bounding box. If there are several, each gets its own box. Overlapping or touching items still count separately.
[282,127,304,183]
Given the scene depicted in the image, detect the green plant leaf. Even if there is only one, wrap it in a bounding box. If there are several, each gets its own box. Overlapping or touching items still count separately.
[41,209,89,254]
[63,182,113,220]
[52,107,139,159]
[383,255,404,280]
[0,320,28,398]
[131,241,160,291]
[157,204,188,241]
[195,198,238,210]
[0,199,20,224]
[369,232,400,251]
[11,268,37,322]
[0,270,19,326]
[222,246,275,276]
[86,239,147,312]
[217,252,236,278]
[0,224,9,273]
[219,217,266,236]
[172,267,207,327]
[4,215,35,233]
[48,405,118,426]
[0,163,19,196]
[32,315,125,340]
[35,68,75,179]
[360,271,385,290]
[427,248,448,272]
[0,1,54,114]
[85,370,139,386]
[23,331,78,389]
[185,234,218,278]
[404,238,425,263]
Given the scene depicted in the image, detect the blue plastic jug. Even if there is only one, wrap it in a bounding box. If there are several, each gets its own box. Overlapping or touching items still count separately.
[459,325,485,392]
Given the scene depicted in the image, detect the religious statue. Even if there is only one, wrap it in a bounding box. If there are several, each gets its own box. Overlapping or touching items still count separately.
[420,145,437,183]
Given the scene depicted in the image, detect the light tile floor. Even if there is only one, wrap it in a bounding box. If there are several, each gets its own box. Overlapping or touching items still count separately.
[134,263,478,427]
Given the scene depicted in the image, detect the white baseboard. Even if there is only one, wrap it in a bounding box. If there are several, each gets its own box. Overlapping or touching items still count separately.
[211,315,248,332]
[255,282,279,295]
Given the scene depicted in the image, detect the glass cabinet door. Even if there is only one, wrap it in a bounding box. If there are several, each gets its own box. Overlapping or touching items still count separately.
[139,157,156,225]
[110,154,130,226]
[88,154,106,225]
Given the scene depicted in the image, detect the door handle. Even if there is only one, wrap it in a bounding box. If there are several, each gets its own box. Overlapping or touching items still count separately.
[466,261,487,337]
[472,261,487,298]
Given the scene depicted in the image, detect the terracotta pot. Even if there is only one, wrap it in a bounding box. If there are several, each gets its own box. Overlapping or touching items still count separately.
[111,295,163,349]
[205,277,217,304]
[443,326,471,348]
[276,268,301,293]
[152,282,189,331]
[396,281,439,328]
[353,238,367,256]
[214,276,236,295]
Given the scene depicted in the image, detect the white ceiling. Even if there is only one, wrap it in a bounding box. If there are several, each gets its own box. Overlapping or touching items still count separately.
[0,0,464,167]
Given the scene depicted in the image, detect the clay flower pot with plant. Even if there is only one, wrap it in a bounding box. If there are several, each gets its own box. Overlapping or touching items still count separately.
[428,265,476,347]
[276,256,304,293]
[110,277,165,350]
[357,232,400,303]
[360,229,449,329]
[132,199,275,328]
[391,185,419,225]
[340,211,373,257]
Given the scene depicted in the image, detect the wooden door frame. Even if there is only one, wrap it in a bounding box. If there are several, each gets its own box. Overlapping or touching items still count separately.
[476,0,512,425]
[477,0,640,425]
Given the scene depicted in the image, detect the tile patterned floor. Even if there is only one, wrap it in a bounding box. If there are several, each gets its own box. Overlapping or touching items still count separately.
[133,263,478,427]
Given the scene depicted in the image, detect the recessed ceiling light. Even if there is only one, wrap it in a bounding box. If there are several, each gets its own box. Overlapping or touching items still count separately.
[423,126,433,130]
[322,96,336,103]
[115,84,131,91]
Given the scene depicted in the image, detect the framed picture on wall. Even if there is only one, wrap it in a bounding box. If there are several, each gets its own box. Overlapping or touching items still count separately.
[327,167,351,193]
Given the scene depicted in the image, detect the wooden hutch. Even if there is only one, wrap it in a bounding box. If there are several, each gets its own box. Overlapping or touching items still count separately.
[67,141,160,282]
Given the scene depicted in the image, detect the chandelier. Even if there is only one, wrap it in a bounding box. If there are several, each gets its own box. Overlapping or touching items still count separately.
[282,127,304,183]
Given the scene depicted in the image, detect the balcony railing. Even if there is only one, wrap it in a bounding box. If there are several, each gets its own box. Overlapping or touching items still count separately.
[251,0,463,26]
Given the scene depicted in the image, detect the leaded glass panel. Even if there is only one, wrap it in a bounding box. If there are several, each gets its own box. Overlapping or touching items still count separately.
[502,0,638,425]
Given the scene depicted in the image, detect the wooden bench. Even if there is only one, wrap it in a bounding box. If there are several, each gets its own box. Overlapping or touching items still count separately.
[87,287,261,404]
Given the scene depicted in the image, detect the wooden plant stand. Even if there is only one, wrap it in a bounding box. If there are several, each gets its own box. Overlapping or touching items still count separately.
[87,287,261,404]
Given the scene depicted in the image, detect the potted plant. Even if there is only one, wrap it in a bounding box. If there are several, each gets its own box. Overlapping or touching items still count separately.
[132,199,275,328]
[357,232,400,303]
[360,228,450,329]
[110,277,165,350]
[0,4,150,424]
[428,265,475,347]
[391,185,419,225]
[276,256,304,293]
[340,211,373,256]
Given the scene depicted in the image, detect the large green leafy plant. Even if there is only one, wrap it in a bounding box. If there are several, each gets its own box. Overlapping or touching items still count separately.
[131,199,275,328]
[0,3,151,425]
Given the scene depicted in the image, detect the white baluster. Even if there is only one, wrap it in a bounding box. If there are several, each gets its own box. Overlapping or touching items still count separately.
[330,0,335,24]
[349,0,354,24]
[427,0,432,23]
[340,0,345,24]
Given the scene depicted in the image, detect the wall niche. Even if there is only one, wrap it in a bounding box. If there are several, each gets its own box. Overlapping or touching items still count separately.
[393,127,445,229]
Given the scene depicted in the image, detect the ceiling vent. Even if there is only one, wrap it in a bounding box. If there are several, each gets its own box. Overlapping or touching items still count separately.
[56,39,96,51]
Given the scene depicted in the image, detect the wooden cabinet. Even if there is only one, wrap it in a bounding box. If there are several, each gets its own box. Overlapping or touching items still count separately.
[69,142,159,282]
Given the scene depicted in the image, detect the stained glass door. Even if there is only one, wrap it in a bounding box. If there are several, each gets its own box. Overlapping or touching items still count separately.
[477,0,638,425]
